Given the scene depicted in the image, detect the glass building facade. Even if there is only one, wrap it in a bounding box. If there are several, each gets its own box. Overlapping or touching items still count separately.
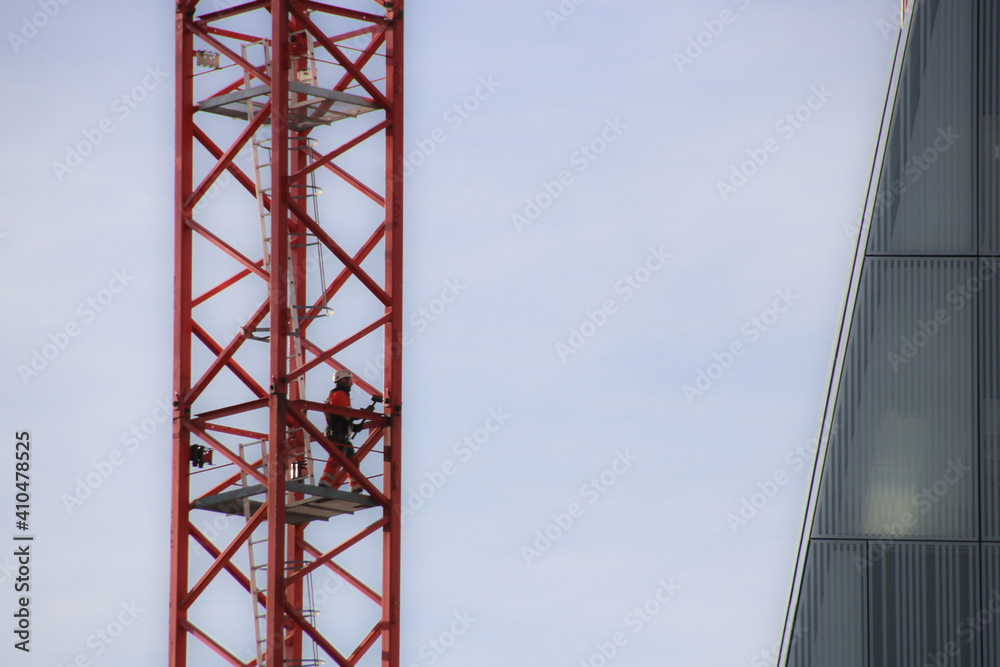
[780,1,1000,664]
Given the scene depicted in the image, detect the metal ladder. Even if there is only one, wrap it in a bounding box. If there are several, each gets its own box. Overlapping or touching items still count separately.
[241,39,333,361]
[242,39,273,271]
[239,439,270,665]
[240,440,323,666]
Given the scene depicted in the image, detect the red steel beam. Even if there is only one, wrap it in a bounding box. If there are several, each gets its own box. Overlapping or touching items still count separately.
[264,4,290,667]
[184,217,271,281]
[169,4,194,664]
[192,266,255,306]
[286,517,388,585]
[187,100,272,208]
[332,28,386,92]
[189,23,272,87]
[204,25,267,43]
[183,620,247,667]
[294,119,388,179]
[183,502,267,609]
[195,456,264,500]
[289,313,390,379]
[189,305,270,402]
[185,422,268,485]
[190,524,267,607]
[318,159,385,205]
[331,426,384,487]
[301,537,381,603]
[197,423,268,441]
[381,3,404,659]
[196,0,269,24]
[193,124,267,204]
[291,5,390,109]
[288,197,391,304]
[351,623,384,665]
[300,220,386,327]
[192,397,269,423]
[300,0,387,25]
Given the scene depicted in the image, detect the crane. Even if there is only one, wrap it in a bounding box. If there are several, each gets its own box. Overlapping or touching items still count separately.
[170,2,404,665]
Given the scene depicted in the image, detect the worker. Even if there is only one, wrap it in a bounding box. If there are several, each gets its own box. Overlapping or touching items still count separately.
[320,369,364,493]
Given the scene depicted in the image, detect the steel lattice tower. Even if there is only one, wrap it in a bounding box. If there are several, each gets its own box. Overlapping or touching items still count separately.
[170,1,403,664]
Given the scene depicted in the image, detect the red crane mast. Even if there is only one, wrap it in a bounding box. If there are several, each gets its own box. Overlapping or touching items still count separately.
[170,1,404,664]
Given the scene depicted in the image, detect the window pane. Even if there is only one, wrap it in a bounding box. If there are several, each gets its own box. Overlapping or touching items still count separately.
[981,261,1000,538]
[868,0,974,255]
[980,0,1000,253]
[870,542,980,666]
[981,544,1000,663]
[814,259,978,538]
[787,541,868,667]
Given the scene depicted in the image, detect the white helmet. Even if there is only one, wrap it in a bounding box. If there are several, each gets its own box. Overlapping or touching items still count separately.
[333,369,354,383]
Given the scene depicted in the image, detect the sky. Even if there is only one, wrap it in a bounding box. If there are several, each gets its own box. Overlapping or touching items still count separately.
[0,0,903,665]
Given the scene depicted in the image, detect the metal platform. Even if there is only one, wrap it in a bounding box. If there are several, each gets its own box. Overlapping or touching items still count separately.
[197,82,379,130]
[193,481,377,525]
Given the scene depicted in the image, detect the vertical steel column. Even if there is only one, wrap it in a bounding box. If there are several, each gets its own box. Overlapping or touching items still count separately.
[286,16,310,664]
[382,2,404,663]
[169,3,195,665]
[266,3,291,666]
